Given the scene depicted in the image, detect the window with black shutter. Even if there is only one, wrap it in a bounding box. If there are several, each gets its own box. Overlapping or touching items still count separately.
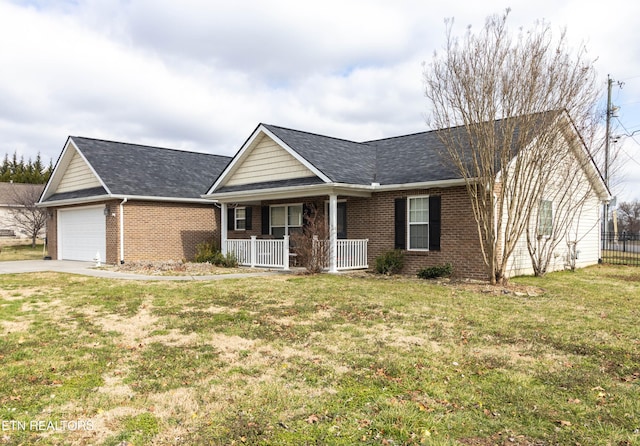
[394,198,406,249]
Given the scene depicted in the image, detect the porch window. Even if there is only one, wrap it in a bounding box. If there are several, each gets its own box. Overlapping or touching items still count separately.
[538,200,553,237]
[234,207,246,231]
[270,204,303,238]
[408,196,429,250]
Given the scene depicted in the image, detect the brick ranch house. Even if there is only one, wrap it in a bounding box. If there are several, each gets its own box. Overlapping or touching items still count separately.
[37,137,230,264]
[38,112,608,280]
[203,113,609,278]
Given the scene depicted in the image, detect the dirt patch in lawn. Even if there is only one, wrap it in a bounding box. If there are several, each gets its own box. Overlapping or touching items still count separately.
[445,281,546,297]
[80,301,159,347]
[0,319,32,334]
[98,260,265,276]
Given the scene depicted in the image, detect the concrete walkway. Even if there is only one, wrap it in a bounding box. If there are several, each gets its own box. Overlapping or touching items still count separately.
[0,260,285,281]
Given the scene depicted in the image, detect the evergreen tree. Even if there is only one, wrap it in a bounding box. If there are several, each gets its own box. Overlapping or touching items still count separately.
[0,154,9,182]
[0,150,53,184]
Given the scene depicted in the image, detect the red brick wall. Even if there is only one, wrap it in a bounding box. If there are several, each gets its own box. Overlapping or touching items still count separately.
[223,189,487,279]
[45,208,57,259]
[46,200,218,264]
[348,187,487,279]
[121,201,218,262]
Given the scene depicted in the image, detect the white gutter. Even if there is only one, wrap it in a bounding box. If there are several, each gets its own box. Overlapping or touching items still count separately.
[369,178,470,191]
[108,194,214,204]
[119,198,128,264]
[202,178,471,202]
[36,195,112,208]
[37,194,214,208]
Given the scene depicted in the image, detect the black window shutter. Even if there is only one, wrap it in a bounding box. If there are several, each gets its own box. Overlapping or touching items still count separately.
[429,195,441,251]
[261,206,270,235]
[245,207,252,230]
[394,198,406,250]
[227,208,235,231]
[302,203,311,228]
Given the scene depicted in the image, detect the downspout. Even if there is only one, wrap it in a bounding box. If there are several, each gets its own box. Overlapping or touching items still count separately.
[119,198,128,264]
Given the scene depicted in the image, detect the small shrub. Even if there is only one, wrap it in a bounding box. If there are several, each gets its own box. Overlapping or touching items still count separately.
[194,241,237,267]
[374,250,405,275]
[194,240,218,263]
[220,251,238,268]
[417,263,453,279]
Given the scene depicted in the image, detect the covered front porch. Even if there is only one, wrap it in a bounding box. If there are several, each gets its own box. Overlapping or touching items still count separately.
[215,185,371,273]
[225,235,368,271]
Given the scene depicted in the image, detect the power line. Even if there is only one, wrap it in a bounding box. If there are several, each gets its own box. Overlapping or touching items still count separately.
[614,117,640,145]
[618,74,640,82]
[613,118,640,167]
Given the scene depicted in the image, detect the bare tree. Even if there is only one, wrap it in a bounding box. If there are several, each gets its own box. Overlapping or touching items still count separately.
[617,200,640,233]
[290,203,330,273]
[4,183,47,247]
[525,128,600,275]
[424,9,599,284]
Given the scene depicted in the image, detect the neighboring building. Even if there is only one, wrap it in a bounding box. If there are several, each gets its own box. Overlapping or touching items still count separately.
[0,182,46,239]
[204,114,608,279]
[38,137,231,263]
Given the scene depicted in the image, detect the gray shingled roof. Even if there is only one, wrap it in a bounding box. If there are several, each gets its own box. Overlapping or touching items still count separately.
[367,131,460,184]
[44,137,231,202]
[257,112,561,187]
[263,124,377,184]
[215,177,325,194]
[261,124,458,186]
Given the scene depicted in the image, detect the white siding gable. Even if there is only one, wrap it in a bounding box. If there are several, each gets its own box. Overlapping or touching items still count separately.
[505,131,603,277]
[225,134,316,187]
[56,151,102,193]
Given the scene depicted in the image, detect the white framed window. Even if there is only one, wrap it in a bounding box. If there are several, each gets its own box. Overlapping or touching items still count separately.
[270,204,303,238]
[408,196,429,250]
[538,200,553,237]
[234,207,246,231]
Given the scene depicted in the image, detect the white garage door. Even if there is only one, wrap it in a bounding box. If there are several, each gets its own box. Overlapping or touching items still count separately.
[58,206,106,261]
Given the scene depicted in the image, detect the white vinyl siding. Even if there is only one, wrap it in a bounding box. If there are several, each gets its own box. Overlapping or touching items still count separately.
[408,196,429,250]
[56,151,102,193]
[538,200,553,237]
[57,206,106,261]
[506,144,603,277]
[225,135,315,186]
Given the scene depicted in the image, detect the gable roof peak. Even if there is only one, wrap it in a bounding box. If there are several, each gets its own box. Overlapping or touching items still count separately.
[70,136,229,160]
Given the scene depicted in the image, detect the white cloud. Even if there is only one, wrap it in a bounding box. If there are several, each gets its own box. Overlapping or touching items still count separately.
[0,0,639,201]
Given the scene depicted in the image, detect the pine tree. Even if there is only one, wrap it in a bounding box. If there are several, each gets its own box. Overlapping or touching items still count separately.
[0,150,53,184]
[0,154,10,182]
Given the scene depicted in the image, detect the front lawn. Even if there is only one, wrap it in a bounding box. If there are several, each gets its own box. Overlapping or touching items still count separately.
[0,242,45,261]
[0,266,638,445]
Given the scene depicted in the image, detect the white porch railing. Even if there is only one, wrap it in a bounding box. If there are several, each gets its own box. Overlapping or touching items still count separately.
[336,239,369,270]
[226,237,369,271]
[226,236,290,269]
[312,238,369,271]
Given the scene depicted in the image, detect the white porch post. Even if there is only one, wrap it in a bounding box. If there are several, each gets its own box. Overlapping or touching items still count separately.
[283,235,290,271]
[250,236,257,267]
[329,194,338,273]
[221,203,228,255]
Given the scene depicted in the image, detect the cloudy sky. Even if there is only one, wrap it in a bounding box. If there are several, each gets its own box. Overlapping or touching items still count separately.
[1,0,639,202]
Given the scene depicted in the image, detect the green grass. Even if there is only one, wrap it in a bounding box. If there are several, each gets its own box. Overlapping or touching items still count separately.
[0,266,638,445]
[0,242,45,261]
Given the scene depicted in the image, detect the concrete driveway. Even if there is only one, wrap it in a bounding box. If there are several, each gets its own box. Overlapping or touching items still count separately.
[0,260,282,281]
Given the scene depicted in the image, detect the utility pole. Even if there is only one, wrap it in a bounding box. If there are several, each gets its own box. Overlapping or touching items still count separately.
[605,75,613,189]
[602,75,623,246]
[603,75,613,238]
